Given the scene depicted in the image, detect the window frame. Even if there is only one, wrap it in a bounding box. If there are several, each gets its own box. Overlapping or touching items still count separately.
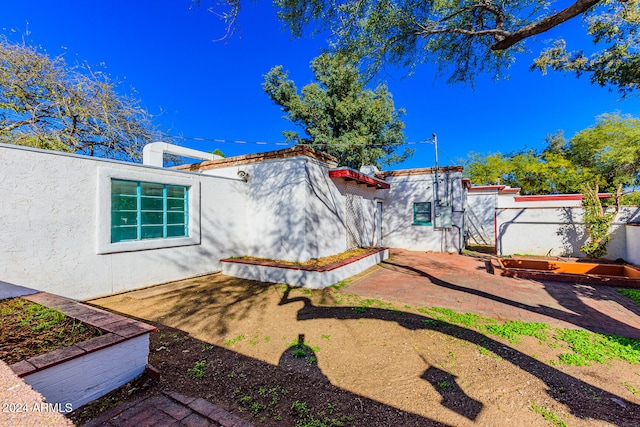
[111,179,189,243]
[412,201,432,226]
[97,168,200,254]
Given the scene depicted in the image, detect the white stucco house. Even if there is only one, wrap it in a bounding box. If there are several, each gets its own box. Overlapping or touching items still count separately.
[0,142,468,300]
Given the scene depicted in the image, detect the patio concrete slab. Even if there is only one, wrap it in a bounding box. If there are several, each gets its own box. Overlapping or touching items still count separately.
[345,249,640,339]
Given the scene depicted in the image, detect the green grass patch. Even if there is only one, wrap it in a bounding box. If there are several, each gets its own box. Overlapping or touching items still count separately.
[223,334,246,346]
[419,307,496,328]
[617,288,640,305]
[623,381,640,395]
[187,360,207,379]
[0,298,104,365]
[330,280,349,290]
[436,380,451,389]
[530,401,568,427]
[554,329,640,365]
[421,319,439,327]
[484,320,548,344]
[292,347,307,358]
[291,400,353,427]
[413,305,640,366]
[478,345,502,360]
[236,385,291,420]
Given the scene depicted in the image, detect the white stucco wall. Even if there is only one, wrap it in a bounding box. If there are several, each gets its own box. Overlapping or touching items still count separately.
[305,161,351,257]
[627,224,640,265]
[498,197,585,209]
[496,206,640,259]
[0,144,247,300]
[382,170,465,252]
[333,180,381,249]
[200,156,352,262]
[466,191,498,245]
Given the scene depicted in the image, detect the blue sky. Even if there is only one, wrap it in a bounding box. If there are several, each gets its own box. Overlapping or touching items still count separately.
[4,0,640,170]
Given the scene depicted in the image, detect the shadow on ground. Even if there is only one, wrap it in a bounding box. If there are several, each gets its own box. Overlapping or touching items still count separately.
[85,267,640,427]
[279,286,640,426]
[380,258,640,339]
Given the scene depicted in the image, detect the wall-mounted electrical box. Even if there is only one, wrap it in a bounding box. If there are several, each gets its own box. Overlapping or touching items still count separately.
[434,205,452,228]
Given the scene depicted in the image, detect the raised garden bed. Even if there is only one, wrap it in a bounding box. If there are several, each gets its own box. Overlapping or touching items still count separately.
[0,298,104,365]
[221,247,389,288]
[498,257,640,288]
[0,281,155,411]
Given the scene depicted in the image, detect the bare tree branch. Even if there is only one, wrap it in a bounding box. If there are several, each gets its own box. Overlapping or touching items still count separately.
[491,0,602,50]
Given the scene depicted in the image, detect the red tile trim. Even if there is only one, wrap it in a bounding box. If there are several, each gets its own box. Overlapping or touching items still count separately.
[328,168,390,189]
[514,193,612,202]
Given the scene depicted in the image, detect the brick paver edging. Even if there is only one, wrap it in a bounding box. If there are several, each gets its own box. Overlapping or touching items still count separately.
[166,391,255,427]
[10,292,156,378]
[82,391,255,427]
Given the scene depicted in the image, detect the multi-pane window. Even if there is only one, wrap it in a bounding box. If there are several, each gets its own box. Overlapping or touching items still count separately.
[413,202,432,226]
[111,179,188,243]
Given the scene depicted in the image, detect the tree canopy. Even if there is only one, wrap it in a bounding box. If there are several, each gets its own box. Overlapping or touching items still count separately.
[0,38,160,161]
[200,0,640,95]
[263,53,411,169]
[463,112,640,195]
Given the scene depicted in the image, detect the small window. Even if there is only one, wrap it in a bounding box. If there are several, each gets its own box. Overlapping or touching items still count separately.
[413,202,432,226]
[111,179,188,243]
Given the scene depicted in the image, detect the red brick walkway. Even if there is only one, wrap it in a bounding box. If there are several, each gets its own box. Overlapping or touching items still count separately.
[345,249,640,339]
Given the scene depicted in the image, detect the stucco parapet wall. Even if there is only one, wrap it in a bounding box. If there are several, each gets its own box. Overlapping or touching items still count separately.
[376,166,464,178]
[173,146,339,172]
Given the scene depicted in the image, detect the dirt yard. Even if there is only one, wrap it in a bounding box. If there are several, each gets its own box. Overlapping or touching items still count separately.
[84,263,640,427]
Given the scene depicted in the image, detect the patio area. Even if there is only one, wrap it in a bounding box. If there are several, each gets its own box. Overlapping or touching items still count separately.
[347,249,640,339]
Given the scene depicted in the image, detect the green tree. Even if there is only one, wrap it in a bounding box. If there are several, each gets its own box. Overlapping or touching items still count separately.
[463,112,637,195]
[0,38,160,161]
[200,0,640,94]
[462,152,513,186]
[263,53,411,169]
[463,149,588,195]
[567,113,640,194]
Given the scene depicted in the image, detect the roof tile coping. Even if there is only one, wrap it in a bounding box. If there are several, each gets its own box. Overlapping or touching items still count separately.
[221,247,387,272]
[469,185,522,194]
[514,193,612,202]
[9,292,156,377]
[173,146,339,172]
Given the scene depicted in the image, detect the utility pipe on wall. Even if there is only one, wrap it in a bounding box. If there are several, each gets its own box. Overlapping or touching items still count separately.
[142,141,224,167]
